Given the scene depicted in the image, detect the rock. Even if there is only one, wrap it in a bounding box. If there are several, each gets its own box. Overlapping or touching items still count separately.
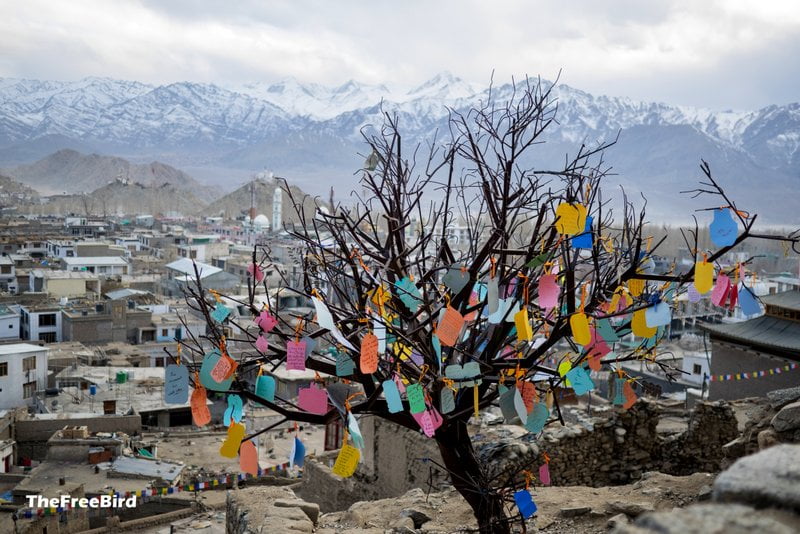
[338,509,367,528]
[772,401,800,432]
[274,498,321,524]
[608,501,655,517]
[757,429,780,450]
[611,503,800,534]
[607,513,628,528]
[560,506,591,517]
[713,443,800,511]
[767,386,800,410]
[399,508,431,528]
[697,485,712,502]
[721,436,745,458]
[389,515,415,532]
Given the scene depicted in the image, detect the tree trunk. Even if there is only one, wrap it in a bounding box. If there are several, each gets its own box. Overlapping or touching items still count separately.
[437,420,511,534]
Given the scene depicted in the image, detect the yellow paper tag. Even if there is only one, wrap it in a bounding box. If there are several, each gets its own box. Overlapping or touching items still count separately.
[628,278,645,297]
[514,308,533,341]
[332,444,360,478]
[694,261,714,294]
[632,309,657,338]
[220,422,246,459]
[569,312,591,345]
[558,360,573,387]
[555,203,587,235]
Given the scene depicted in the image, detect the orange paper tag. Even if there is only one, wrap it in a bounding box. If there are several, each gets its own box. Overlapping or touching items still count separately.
[517,381,538,412]
[191,385,211,427]
[211,353,238,382]
[360,332,379,374]
[436,306,465,347]
[239,439,259,476]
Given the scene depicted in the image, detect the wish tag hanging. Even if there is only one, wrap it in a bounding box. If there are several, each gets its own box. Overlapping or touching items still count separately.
[211,303,231,323]
[286,339,307,371]
[538,274,560,309]
[554,202,587,235]
[165,364,189,404]
[710,208,738,247]
[255,374,275,402]
[383,378,404,413]
[436,306,465,346]
[487,276,499,314]
[570,312,591,345]
[694,260,714,294]
[711,274,731,307]
[336,351,356,377]
[332,444,360,478]
[395,277,423,313]
[360,332,379,374]
[406,383,426,414]
[440,387,456,414]
[191,384,211,427]
[442,265,470,294]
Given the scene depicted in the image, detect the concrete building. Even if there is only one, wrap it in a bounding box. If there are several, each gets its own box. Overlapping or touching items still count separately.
[61,300,152,345]
[62,255,130,275]
[162,258,239,296]
[0,254,18,294]
[29,269,101,298]
[19,304,62,343]
[0,344,49,410]
[703,290,800,400]
[45,239,76,258]
[0,305,20,341]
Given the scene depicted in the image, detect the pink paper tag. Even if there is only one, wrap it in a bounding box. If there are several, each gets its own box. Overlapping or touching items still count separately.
[298,384,328,415]
[286,340,307,371]
[255,335,269,353]
[255,310,278,332]
[539,463,551,485]
[393,374,406,394]
[538,274,560,309]
[711,274,731,307]
[412,407,443,437]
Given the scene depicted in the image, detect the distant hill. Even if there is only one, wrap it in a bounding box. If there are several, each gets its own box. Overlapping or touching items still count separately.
[19,180,206,218]
[0,173,39,209]
[202,176,326,224]
[2,149,220,198]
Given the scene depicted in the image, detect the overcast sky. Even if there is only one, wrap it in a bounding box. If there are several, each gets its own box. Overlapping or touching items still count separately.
[1,0,798,110]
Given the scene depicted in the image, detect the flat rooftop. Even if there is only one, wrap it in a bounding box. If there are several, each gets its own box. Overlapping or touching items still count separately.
[0,343,46,356]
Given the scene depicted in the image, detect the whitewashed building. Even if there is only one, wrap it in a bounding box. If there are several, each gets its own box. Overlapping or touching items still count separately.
[0,344,49,410]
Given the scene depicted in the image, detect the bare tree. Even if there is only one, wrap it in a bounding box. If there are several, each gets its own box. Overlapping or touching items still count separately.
[172,78,799,533]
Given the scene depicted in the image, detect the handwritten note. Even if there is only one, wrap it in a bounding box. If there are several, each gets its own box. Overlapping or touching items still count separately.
[514,489,538,519]
[336,351,356,377]
[570,312,591,345]
[239,440,258,476]
[538,274,560,309]
[413,407,443,438]
[613,377,626,405]
[220,422,245,458]
[332,444,360,478]
[255,375,275,402]
[359,332,379,374]
[406,383,426,414]
[210,303,231,323]
[200,351,234,391]
[210,353,237,383]
[436,306,465,347]
[286,340,307,371]
[191,385,211,427]
[383,378,404,413]
[298,384,328,415]
[164,364,188,404]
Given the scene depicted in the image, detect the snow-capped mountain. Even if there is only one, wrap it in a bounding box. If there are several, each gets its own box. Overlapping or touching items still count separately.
[0,73,797,222]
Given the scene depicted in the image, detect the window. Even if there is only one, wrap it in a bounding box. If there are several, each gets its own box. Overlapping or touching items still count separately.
[23,356,36,371]
[23,381,36,399]
[161,329,168,337]
[38,332,56,343]
[155,357,164,367]
[692,363,702,375]
[38,314,57,327]
[0,265,10,274]
[0,362,7,376]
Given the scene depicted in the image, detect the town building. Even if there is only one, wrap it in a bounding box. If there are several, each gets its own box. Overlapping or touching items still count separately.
[702,290,800,400]
[0,344,49,410]
[61,255,130,275]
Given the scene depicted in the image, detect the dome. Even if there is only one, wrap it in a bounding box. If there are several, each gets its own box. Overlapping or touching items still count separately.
[252,214,269,228]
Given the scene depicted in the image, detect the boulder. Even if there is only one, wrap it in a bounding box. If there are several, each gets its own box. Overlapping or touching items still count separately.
[274,498,321,524]
[772,401,800,433]
[560,506,591,517]
[607,501,655,517]
[767,386,800,410]
[713,443,800,511]
[611,503,800,534]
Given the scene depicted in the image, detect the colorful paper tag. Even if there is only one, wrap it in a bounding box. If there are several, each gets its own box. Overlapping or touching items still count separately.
[286,340,307,371]
[164,364,188,404]
[211,303,231,323]
[239,440,258,476]
[436,306,465,347]
[255,375,275,402]
[406,383,426,414]
[220,422,245,458]
[332,444,360,478]
[710,208,737,247]
[223,394,243,426]
[191,385,211,427]
[383,378,404,413]
[570,312,591,345]
[298,384,328,415]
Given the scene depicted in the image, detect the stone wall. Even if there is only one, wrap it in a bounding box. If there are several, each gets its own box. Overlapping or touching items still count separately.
[300,398,742,513]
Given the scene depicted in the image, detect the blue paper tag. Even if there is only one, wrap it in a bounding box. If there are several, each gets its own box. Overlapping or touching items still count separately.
[383,379,404,413]
[255,375,275,402]
[566,366,595,396]
[210,303,231,323]
[514,489,538,519]
[164,364,188,404]
[525,402,549,433]
[223,394,243,426]
[739,285,761,316]
[710,208,737,247]
[571,216,593,249]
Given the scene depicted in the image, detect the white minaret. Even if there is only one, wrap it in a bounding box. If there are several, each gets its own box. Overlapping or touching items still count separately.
[272,187,282,233]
